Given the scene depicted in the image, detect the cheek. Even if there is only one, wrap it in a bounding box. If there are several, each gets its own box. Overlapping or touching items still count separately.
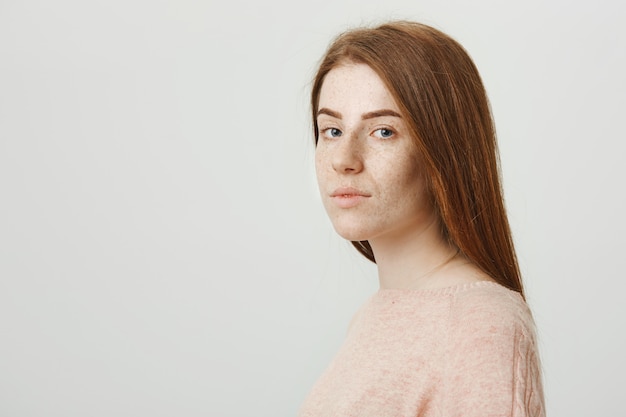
[314,148,329,182]
[315,152,327,192]
[389,156,428,201]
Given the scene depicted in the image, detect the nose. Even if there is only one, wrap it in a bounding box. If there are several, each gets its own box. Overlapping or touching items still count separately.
[332,133,364,174]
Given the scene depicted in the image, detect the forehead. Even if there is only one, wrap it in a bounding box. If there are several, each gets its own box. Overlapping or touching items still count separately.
[318,63,400,113]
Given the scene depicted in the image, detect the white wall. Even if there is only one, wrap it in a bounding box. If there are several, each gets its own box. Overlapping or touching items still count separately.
[0,0,624,415]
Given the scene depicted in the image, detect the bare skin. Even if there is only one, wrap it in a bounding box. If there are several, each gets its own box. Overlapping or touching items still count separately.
[315,62,493,290]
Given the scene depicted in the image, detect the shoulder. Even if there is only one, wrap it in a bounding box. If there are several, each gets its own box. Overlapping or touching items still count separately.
[446,281,536,340]
[442,281,540,381]
[441,282,545,416]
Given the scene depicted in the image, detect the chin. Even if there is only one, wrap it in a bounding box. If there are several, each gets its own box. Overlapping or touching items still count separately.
[331,221,373,242]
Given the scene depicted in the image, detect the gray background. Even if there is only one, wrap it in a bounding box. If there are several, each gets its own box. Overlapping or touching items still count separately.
[1,0,624,416]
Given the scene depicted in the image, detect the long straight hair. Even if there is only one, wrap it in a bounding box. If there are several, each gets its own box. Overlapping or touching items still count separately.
[311,21,524,298]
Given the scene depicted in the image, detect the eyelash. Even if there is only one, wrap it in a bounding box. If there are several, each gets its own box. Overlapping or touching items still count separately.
[372,128,395,139]
[322,127,343,138]
[320,127,396,140]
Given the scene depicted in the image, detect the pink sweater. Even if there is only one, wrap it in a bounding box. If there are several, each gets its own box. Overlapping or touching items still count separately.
[298,281,545,417]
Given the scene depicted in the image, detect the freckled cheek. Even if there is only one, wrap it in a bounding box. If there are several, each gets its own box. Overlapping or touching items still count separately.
[314,149,331,188]
[314,152,322,174]
[385,160,424,196]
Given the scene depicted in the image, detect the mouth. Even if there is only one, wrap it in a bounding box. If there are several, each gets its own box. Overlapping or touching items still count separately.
[330,187,371,197]
[330,187,371,208]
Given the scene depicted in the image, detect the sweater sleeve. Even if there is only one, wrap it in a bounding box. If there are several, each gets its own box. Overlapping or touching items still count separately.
[441,291,545,417]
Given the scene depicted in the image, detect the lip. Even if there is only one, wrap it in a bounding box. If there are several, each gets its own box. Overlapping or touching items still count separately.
[330,187,371,208]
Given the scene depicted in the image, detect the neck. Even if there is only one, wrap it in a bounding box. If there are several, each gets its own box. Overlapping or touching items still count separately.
[369,216,463,290]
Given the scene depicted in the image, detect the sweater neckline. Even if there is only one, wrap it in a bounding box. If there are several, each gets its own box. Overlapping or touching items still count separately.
[375,280,515,297]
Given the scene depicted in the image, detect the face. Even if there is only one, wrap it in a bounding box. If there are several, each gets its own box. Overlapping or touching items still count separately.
[315,63,435,244]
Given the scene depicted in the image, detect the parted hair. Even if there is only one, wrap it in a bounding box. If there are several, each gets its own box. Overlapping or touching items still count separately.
[311,21,524,298]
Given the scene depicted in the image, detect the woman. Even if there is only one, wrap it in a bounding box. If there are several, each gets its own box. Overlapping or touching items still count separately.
[299,21,545,416]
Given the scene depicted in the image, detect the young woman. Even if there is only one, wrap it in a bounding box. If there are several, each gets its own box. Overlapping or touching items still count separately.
[299,21,545,416]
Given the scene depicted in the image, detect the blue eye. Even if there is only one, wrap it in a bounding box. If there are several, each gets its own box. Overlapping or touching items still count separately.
[324,128,343,138]
[373,128,394,139]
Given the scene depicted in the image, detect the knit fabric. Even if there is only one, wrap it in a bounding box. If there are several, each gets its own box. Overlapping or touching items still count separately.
[298,281,545,417]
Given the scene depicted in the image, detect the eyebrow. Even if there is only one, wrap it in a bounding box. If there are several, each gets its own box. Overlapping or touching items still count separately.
[317,108,402,120]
